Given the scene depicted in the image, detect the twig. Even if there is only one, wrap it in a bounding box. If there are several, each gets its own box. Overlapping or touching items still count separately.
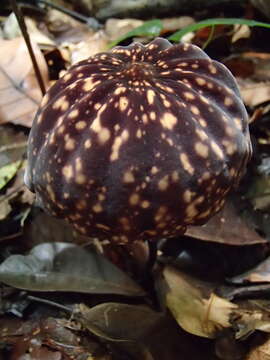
[27,295,73,313]
[10,0,46,96]
[38,0,100,29]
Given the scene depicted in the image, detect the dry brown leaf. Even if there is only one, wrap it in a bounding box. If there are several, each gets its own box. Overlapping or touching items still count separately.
[46,8,95,44]
[247,335,270,360]
[0,37,49,127]
[232,24,251,43]
[161,16,194,33]
[186,200,266,245]
[3,13,55,47]
[238,79,270,107]
[105,18,143,41]
[70,30,109,64]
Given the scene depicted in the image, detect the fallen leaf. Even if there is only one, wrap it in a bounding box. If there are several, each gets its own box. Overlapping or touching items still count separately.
[230,255,270,284]
[246,333,270,359]
[158,266,270,340]
[78,302,162,341]
[0,242,145,297]
[247,175,270,211]
[0,37,49,127]
[0,160,22,190]
[0,125,27,167]
[161,16,194,33]
[251,0,270,20]
[0,196,12,220]
[232,24,251,43]
[3,13,55,46]
[158,265,237,338]
[238,78,270,107]
[70,30,109,64]
[186,200,266,245]
[105,18,143,41]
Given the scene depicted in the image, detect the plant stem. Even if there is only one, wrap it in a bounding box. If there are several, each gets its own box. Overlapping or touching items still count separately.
[10,0,46,96]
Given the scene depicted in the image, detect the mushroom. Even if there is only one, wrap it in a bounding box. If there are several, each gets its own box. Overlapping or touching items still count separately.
[25,37,252,244]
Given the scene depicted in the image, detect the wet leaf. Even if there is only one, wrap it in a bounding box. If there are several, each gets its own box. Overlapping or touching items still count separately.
[0,243,145,297]
[109,19,163,47]
[78,302,162,341]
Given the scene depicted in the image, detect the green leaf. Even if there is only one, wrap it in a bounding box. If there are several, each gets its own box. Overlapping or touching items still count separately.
[168,18,270,42]
[0,160,22,190]
[108,19,163,48]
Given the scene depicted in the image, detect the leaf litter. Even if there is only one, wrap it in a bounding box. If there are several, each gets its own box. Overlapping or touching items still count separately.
[1,2,270,359]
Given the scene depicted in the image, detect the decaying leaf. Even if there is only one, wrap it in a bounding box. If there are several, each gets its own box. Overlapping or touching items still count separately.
[105,18,143,41]
[77,302,163,342]
[3,13,55,46]
[158,266,270,340]
[0,37,49,127]
[0,196,12,220]
[246,333,270,360]
[159,265,237,338]
[247,175,270,211]
[231,255,270,284]
[0,125,27,167]
[238,79,270,107]
[0,242,145,297]
[70,30,109,64]
[186,200,266,245]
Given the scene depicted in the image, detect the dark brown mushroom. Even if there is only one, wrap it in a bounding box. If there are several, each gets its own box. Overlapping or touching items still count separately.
[25,38,252,244]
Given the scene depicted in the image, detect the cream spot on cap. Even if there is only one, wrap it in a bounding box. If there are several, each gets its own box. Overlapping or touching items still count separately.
[160,112,177,130]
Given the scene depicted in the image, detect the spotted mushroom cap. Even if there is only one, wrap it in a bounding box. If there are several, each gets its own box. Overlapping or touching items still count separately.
[25,38,252,243]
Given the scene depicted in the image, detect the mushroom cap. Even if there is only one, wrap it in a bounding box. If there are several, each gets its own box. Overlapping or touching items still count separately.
[25,38,252,243]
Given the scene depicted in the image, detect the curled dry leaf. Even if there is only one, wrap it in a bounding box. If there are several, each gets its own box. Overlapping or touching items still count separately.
[0,37,49,127]
[0,242,145,297]
[158,266,270,339]
[158,265,237,338]
[231,24,251,43]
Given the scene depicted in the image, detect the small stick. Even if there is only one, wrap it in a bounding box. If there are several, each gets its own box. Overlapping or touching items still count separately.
[10,0,46,96]
[39,0,100,29]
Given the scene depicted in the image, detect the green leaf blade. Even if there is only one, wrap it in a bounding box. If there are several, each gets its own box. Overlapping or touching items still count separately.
[108,19,163,48]
[168,18,270,42]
